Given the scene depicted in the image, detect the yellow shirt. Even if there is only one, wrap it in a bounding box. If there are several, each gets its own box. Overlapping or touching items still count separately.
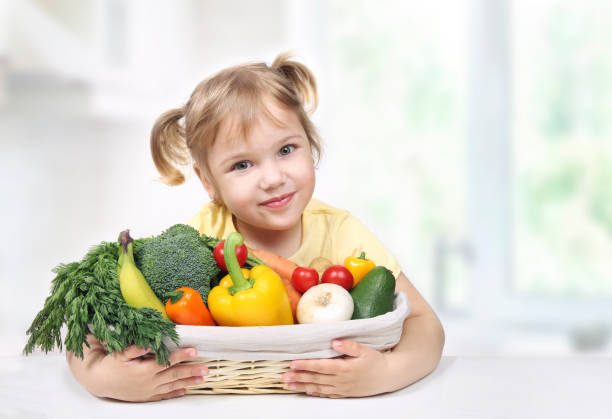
[186,198,401,279]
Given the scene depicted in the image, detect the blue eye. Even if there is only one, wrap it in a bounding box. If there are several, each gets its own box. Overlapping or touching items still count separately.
[279,144,295,156]
[232,161,252,171]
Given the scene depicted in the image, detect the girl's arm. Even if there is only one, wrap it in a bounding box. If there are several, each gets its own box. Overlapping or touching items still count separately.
[66,334,210,402]
[381,271,445,391]
[283,272,445,397]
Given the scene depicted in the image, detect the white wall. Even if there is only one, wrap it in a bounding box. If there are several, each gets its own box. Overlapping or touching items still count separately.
[1,0,331,355]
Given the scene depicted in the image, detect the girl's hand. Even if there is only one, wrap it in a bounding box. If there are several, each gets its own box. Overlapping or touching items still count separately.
[68,336,209,402]
[97,346,208,402]
[96,346,208,402]
[282,339,390,398]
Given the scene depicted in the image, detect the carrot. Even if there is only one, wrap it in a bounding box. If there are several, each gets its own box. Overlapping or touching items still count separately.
[249,248,301,322]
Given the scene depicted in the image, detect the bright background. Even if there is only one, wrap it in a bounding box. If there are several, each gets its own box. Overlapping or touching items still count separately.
[1,0,611,357]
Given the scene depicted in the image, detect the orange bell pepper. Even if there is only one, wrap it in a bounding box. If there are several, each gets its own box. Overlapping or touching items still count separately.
[165,287,216,326]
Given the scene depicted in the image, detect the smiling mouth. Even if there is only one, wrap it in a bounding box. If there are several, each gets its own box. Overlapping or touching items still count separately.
[260,193,295,208]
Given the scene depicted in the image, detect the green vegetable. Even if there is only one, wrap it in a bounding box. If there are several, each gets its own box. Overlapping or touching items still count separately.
[350,266,396,319]
[134,224,221,305]
[23,239,179,365]
[23,224,262,366]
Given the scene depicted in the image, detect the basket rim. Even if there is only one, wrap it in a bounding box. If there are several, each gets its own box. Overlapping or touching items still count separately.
[166,291,410,361]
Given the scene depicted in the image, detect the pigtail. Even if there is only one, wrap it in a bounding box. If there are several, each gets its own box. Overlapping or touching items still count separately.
[271,52,319,115]
[150,107,190,186]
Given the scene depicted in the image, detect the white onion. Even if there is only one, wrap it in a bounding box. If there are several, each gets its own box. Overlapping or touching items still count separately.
[296,283,354,324]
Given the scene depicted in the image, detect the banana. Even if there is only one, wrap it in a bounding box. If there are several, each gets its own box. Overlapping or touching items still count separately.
[118,230,169,319]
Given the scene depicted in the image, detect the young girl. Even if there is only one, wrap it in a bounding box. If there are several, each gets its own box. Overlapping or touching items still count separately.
[67,52,444,401]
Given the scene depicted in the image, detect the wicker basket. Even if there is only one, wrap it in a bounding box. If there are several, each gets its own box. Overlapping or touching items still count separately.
[171,291,410,394]
[183,359,297,394]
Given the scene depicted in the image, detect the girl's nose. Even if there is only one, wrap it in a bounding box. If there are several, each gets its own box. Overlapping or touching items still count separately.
[259,161,285,190]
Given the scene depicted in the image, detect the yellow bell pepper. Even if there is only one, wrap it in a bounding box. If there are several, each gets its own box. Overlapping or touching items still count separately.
[207,232,294,326]
[344,251,376,287]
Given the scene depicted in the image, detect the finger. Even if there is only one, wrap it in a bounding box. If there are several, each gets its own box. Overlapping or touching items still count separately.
[156,363,209,384]
[153,347,199,372]
[283,371,337,386]
[288,381,336,395]
[289,358,344,374]
[332,339,367,357]
[134,348,200,377]
[156,375,205,394]
[308,392,343,398]
[168,347,199,366]
[148,388,186,402]
[115,345,151,362]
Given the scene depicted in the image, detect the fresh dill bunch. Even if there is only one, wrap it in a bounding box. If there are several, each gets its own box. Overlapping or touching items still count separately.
[24,239,178,366]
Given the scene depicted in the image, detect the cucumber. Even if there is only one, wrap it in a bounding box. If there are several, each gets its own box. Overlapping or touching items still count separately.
[350,266,396,319]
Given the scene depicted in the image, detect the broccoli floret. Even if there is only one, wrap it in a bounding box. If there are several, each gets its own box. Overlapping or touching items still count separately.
[134,224,220,305]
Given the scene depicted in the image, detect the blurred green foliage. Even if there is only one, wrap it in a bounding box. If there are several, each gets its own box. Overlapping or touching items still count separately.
[535,3,612,139]
[330,0,468,306]
[516,1,612,297]
[330,0,611,301]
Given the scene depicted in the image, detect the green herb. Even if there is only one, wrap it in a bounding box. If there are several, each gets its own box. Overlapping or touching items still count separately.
[23,239,179,365]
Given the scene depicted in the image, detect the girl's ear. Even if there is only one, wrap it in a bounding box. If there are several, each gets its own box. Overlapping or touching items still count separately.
[194,164,218,202]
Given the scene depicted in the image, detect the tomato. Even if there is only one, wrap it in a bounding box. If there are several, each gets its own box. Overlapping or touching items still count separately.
[213,240,248,271]
[291,267,320,294]
[321,265,354,291]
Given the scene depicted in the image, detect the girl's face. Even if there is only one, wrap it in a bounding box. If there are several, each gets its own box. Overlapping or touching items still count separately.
[200,101,316,239]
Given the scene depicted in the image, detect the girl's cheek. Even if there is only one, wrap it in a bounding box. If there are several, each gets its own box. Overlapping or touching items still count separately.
[227,179,257,205]
[297,160,316,188]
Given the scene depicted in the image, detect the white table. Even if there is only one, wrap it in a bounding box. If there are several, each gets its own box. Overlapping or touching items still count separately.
[1,354,610,419]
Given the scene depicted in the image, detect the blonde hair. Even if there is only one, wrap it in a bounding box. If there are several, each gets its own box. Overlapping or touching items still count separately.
[150,52,321,186]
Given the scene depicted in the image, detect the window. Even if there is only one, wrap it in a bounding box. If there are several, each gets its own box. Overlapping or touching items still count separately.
[513,0,612,299]
[324,0,612,336]
[325,0,470,309]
